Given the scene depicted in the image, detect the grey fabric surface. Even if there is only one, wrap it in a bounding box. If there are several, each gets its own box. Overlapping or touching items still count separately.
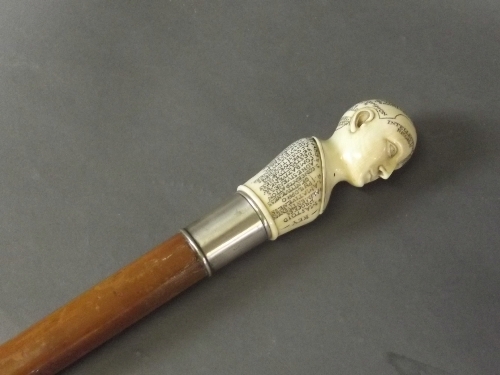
[0,1,499,374]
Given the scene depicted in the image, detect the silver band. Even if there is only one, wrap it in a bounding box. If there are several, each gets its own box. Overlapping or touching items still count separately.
[237,190,272,239]
[182,193,269,273]
[179,229,212,277]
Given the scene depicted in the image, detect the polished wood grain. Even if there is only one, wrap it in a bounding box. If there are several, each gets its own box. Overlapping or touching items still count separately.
[0,233,208,375]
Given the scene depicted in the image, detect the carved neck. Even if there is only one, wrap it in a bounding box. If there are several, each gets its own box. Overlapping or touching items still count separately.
[316,136,349,209]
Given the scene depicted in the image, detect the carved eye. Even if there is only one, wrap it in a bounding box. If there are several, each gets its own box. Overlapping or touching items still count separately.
[387,141,398,158]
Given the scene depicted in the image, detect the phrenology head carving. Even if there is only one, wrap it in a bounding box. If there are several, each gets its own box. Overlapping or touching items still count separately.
[330,100,417,187]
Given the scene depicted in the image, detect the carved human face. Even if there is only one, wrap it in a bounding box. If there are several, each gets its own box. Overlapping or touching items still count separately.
[345,123,413,186]
[330,102,416,187]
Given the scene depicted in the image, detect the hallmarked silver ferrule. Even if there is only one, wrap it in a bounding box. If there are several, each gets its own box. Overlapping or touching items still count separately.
[182,193,270,275]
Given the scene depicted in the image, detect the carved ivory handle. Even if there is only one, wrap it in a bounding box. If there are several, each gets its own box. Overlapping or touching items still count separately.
[238,99,417,239]
[0,100,416,375]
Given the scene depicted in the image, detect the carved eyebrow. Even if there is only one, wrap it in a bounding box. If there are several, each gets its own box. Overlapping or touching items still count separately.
[386,119,415,152]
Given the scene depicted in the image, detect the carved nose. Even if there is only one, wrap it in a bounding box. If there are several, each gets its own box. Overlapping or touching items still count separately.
[378,165,394,179]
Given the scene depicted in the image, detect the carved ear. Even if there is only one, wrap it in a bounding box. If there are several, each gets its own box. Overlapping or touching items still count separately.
[349,108,376,133]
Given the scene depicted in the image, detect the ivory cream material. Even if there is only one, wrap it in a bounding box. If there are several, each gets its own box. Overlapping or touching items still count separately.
[238,100,417,239]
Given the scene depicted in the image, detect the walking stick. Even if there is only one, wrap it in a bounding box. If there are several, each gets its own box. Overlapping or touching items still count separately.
[0,100,417,374]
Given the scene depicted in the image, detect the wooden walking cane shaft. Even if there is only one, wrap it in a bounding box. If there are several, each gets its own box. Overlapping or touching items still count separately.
[0,233,207,375]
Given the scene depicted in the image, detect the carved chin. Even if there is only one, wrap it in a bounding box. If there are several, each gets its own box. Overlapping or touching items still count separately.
[348,170,376,187]
[348,175,365,187]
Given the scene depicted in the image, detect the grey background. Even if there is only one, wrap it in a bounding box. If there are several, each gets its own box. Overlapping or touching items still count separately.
[0,1,499,374]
